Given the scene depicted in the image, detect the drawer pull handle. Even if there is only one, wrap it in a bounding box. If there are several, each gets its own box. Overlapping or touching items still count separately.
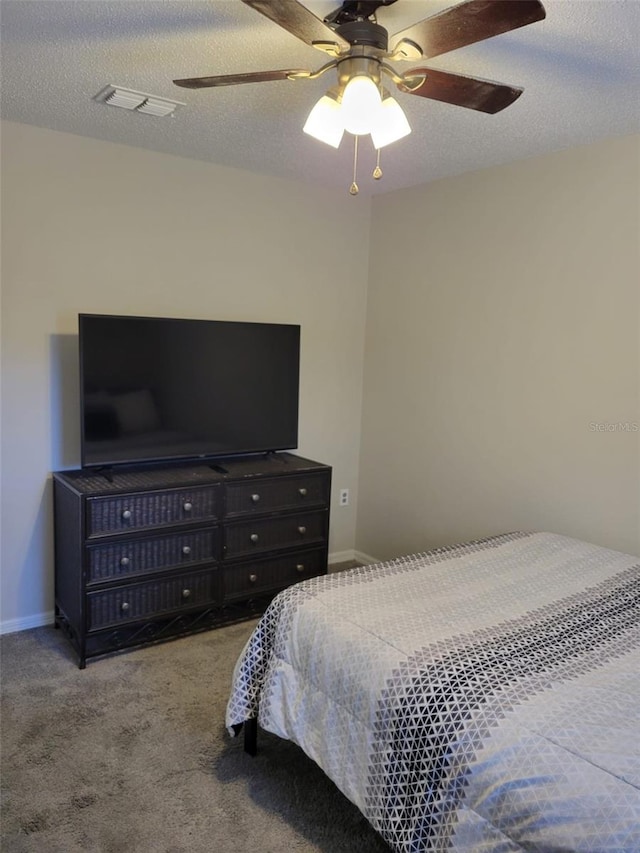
[121,602,130,612]
[297,526,307,535]
[182,589,191,599]
[249,574,258,583]
[121,510,132,521]
[296,563,305,573]
[183,501,193,512]
[119,556,130,567]
[298,488,307,497]
[250,494,260,503]
[182,545,192,556]
[250,533,259,543]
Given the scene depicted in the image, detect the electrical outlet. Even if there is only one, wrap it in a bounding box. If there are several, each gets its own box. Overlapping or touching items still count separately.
[339,488,349,506]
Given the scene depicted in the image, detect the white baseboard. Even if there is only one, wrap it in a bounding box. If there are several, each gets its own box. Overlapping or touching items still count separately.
[328,549,357,564]
[353,549,379,565]
[0,610,55,636]
[329,549,380,566]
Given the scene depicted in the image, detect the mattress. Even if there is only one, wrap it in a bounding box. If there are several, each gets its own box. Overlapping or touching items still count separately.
[226,531,640,851]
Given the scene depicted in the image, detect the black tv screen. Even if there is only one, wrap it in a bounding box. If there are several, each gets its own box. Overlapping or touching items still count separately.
[79,314,300,468]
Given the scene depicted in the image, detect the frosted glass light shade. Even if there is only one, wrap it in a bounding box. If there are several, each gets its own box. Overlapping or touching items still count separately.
[340,75,382,135]
[370,96,411,149]
[303,93,345,148]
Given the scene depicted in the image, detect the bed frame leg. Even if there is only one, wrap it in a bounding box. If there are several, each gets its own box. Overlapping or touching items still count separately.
[243,717,257,756]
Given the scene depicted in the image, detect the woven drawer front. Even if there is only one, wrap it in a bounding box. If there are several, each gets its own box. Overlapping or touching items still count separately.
[86,485,219,537]
[223,549,326,599]
[87,529,217,583]
[225,474,329,517]
[87,569,220,630]
[224,510,327,560]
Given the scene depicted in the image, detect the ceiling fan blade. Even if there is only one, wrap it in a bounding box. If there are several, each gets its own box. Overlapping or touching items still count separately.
[174,69,309,89]
[390,0,546,60]
[242,0,350,55]
[398,67,523,113]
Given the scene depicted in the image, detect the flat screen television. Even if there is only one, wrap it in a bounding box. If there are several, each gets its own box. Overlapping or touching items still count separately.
[79,314,300,469]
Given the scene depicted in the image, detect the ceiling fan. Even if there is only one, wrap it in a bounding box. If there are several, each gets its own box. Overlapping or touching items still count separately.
[174,0,546,193]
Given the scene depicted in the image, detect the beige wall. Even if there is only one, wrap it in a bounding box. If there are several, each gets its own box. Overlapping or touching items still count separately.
[0,120,371,630]
[2,122,638,631]
[358,135,640,560]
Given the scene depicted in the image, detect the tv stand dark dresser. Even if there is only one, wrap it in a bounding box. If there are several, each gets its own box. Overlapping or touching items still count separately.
[53,453,331,668]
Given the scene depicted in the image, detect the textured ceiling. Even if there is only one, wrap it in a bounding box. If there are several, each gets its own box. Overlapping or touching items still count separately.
[1,1,639,196]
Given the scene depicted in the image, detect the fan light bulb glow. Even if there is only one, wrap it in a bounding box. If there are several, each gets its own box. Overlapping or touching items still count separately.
[370,96,412,149]
[302,73,412,192]
[340,75,382,135]
[303,92,344,148]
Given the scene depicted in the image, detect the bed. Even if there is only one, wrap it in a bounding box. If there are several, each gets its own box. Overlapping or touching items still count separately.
[225,531,640,851]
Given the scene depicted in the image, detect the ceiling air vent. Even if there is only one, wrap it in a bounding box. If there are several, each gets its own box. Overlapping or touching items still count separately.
[94,85,185,117]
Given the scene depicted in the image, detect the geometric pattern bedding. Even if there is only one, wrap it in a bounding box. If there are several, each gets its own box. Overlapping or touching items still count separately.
[226,532,640,852]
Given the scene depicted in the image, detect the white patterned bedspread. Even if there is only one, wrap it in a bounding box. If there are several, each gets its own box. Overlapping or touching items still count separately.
[226,532,640,852]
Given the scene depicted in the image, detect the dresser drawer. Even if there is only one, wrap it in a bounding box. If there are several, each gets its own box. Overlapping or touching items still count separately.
[87,569,221,630]
[224,510,328,560]
[87,529,218,584]
[223,549,327,600]
[225,473,330,517]
[86,485,219,538]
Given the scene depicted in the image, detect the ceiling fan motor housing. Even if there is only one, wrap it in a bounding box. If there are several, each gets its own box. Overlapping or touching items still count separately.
[336,20,388,51]
[324,0,398,27]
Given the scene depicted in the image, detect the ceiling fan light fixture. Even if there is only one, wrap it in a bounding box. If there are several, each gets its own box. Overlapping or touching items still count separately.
[340,74,382,135]
[303,89,345,148]
[370,95,411,149]
[172,0,547,193]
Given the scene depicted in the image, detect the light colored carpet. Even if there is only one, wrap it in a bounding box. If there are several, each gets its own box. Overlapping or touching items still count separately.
[1,601,390,852]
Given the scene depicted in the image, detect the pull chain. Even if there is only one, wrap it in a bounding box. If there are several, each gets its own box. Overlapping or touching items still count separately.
[373,147,383,180]
[373,79,383,181]
[373,148,382,181]
[349,135,359,196]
